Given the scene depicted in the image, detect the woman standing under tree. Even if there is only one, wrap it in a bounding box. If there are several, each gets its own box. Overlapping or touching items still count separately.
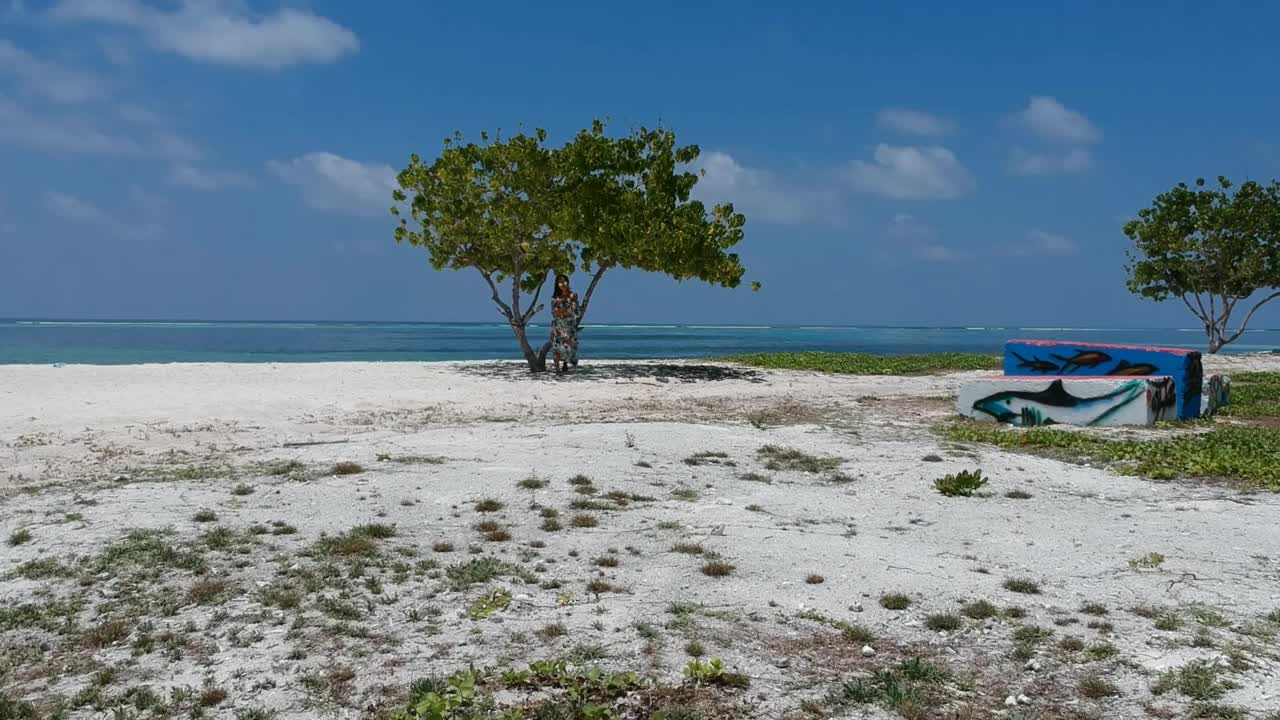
[550,273,579,374]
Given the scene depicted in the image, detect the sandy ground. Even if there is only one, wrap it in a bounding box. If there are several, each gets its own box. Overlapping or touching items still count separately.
[2,356,1280,719]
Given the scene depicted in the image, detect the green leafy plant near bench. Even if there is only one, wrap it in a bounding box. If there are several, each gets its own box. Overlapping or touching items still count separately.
[934,469,988,497]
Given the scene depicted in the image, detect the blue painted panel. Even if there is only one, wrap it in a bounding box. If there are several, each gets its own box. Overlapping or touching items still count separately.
[1004,340,1203,419]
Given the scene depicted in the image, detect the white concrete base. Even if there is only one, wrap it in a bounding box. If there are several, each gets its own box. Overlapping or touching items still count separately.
[958,376,1175,427]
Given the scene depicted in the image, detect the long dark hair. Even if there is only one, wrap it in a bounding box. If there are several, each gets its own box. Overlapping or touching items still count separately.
[552,273,571,299]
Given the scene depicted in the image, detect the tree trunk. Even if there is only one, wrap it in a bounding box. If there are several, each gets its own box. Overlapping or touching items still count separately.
[510,319,548,372]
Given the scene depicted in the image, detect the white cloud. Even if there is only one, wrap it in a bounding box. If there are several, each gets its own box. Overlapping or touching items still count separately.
[691,151,845,226]
[883,213,969,263]
[44,191,105,222]
[43,189,162,238]
[997,228,1080,257]
[876,108,955,137]
[0,95,137,153]
[844,144,975,199]
[0,38,106,103]
[50,0,358,69]
[1008,147,1092,176]
[170,164,254,190]
[0,94,199,159]
[1011,96,1101,145]
[268,152,396,215]
[98,36,135,66]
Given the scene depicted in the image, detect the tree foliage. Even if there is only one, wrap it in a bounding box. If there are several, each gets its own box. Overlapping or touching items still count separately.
[1123,176,1280,352]
[392,120,751,370]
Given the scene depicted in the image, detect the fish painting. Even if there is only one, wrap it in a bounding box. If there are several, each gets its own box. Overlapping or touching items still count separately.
[1050,350,1113,374]
[1010,351,1059,374]
[971,379,1147,427]
[1108,360,1159,376]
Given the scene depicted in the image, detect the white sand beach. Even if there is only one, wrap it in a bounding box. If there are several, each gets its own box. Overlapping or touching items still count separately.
[3,356,1279,719]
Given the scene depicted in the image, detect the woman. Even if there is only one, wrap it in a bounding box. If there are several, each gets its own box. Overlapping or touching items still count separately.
[550,273,579,374]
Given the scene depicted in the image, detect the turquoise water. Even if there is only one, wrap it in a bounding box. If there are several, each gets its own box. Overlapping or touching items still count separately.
[0,320,1276,365]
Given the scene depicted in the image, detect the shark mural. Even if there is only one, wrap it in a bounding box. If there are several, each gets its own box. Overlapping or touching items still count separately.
[961,378,1166,427]
[1003,340,1205,419]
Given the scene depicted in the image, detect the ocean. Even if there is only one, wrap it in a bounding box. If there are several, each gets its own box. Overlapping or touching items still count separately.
[1,320,1277,365]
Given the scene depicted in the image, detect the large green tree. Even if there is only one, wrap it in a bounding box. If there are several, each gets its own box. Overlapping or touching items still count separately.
[1124,176,1280,353]
[392,121,751,371]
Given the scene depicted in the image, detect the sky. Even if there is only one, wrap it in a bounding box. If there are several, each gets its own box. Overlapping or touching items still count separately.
[1,1,1279,328]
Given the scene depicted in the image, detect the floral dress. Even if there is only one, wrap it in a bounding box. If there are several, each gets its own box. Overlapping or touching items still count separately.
[551,293,579,364]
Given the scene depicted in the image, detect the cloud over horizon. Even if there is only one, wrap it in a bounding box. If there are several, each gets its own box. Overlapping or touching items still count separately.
[1006,97,1101,176]
[997,228,1081,257]
[1012,96,1102,145]
[845,144,975,199]
[876,108,955,137]
[0,38,107,103]
[692,151,847,226]
[268,152,397,215]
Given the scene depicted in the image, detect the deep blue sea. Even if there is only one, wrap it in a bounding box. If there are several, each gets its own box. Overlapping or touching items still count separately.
[1,320,1277,365]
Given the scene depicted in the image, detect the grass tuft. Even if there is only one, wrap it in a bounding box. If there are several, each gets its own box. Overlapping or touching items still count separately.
[700,560,736,577]
[961,599,998,619]
[1003,577,1041,594]
[925,614,962,632]
[880,593,912,610]
[757,445,842,473]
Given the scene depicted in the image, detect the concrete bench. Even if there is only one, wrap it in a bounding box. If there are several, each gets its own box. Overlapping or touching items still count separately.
[1003,340,1206,419]
[958,376,1177,427]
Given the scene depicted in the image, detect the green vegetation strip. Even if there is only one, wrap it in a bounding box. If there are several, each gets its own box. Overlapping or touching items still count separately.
[1218,372,1280,419]
[941,423,1280,489]
[721,351,1000,375]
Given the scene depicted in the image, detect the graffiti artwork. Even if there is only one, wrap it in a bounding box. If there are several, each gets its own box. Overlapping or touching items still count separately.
[1004,340,1204,419]
[1184,352,1204,411]
[1050,349,1113,374]
[1110,360,1159,376]
[1010,351,1060,374]
[958,377,1168,427]
[1150,376,1177,422]
[1201,374,1231,418]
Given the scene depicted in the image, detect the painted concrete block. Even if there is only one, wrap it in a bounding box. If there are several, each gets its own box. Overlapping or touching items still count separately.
[958,376,1176,427]
[1004,340,1203,419]
[1201,374,1231,418]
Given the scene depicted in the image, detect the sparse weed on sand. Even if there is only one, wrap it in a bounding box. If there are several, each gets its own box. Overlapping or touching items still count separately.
[1004,577,1042,594]
[757,445,842,473]
[880,593,912,610]
[332,461,364,476]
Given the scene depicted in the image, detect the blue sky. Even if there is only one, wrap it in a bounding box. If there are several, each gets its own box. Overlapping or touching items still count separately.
[1,1,1278,327]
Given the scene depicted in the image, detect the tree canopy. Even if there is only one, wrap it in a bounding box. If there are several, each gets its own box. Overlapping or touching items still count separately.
[392,121,752,370]
[1124,176,1280,353]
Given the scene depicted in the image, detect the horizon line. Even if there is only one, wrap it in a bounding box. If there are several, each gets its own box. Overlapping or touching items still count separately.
[2,318,1277,333]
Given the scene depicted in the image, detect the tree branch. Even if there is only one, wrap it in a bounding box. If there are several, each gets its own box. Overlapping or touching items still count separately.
[1180,294,1204,321]
[1221,290,1280,346]
[521,271,550,324]
[479,270,514,321]
[509,257,525,325]
[575,264,610,329]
